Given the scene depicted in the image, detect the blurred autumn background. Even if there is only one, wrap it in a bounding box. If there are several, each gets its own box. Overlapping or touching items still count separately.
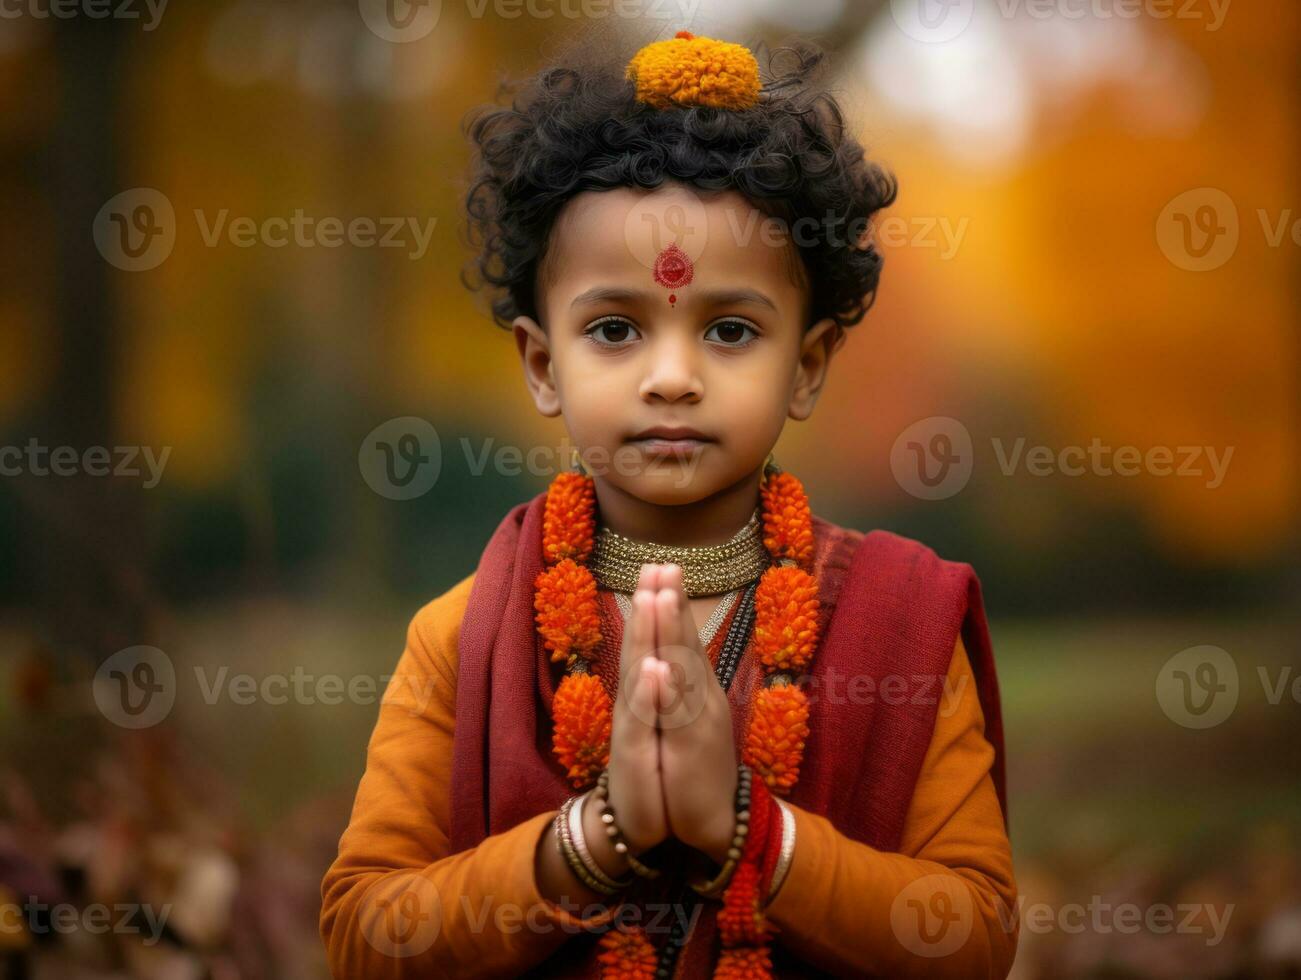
[0,0,1297,977]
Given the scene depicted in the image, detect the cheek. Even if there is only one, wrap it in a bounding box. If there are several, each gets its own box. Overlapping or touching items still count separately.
[552,347,628,426]
[710,353,794,432]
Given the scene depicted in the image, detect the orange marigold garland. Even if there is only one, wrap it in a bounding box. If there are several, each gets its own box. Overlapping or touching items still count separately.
[551,671,612,788]
[751,565,820,674]
[535,559,602,666]
[760,471,815,566]
[534,461,820,979]
[536,473,610,792]
[717,776,775,947]
[746,471,819,796]
[595,923,659,978]
[543,470,596,563]
[726,467,819,976]
[742,683,811,796]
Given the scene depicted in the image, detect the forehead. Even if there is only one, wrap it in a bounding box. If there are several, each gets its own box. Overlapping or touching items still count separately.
[543,184,805,303]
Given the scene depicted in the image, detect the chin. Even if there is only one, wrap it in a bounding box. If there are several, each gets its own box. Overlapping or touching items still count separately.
[612,471,718,507]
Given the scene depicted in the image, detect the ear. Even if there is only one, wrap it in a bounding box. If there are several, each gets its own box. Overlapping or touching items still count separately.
[513,315,562,417]
[788,317,843,421]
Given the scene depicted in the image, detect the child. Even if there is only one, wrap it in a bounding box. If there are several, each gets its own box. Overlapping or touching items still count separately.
[321,28,1017,979]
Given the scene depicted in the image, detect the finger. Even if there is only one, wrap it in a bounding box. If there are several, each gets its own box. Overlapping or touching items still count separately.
[655,577,682,647]
[657,564,705,658]
[654,584,685,671]
[656,562,680,599]
[655,660,676,717]
[620,588,655,689]
[625,648,662,736]
[651,658,671,712]
[653,585,706,732]
[637,562,660,594]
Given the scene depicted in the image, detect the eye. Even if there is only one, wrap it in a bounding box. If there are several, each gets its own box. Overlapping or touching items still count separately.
[704,318,759,347]
[583,316,640,347]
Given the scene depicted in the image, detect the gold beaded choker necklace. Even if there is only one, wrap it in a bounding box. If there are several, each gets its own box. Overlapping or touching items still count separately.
[589,507,768,596]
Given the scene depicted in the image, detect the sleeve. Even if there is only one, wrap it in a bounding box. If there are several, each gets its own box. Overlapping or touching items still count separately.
[319,573,622,979]
[761,634,1019,979]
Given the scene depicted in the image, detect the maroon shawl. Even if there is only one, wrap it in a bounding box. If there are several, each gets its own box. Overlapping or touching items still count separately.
[450,490,1007,977]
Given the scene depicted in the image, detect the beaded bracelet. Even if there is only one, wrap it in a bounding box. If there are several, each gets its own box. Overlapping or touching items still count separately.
[553,793,632,896]
[689,763,751,899]
[571,790,635,892]
[593,768,662,880]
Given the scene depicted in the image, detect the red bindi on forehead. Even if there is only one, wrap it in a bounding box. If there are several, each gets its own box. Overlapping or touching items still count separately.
[652,243,693,306]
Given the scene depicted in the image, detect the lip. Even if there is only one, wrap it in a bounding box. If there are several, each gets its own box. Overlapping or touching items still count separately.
[631,437,710,459]
[628,426,713,442]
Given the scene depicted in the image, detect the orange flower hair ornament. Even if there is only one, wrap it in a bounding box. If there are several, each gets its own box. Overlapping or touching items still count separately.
[534,463,821,979]
[625,30,761,111]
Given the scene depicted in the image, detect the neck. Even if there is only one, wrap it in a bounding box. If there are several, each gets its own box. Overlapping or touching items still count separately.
[590,466,764,547]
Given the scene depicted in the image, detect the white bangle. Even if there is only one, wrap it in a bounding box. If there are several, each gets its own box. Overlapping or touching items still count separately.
[569,790,631,892]
[765,798,796,905]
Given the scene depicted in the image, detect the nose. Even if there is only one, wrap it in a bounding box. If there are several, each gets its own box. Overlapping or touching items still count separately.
[638,330,703,404]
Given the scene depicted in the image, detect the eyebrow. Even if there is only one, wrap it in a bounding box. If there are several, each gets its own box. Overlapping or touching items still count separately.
[569,285,778,312]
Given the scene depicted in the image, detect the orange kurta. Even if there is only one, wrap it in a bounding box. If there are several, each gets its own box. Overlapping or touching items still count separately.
[320,573,1019,977]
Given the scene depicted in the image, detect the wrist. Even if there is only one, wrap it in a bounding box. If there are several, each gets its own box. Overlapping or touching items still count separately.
[701,764,741,864]
[581,790,633,877]
[700,807,738,866]
[551,793,632,901]
[688,764,753,899]
[592,768,664,881]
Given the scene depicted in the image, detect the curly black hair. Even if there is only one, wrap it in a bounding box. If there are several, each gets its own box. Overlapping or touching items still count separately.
[460,29,898,333]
